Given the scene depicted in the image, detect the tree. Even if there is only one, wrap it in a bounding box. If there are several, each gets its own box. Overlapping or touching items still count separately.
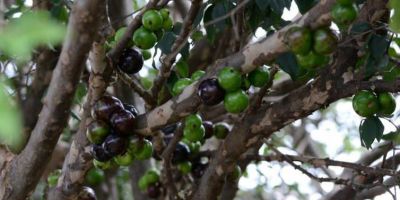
[0,0,399,199]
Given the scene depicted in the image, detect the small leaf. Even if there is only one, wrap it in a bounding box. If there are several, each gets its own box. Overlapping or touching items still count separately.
[383,63,400,82]
[156,32,176,54]
[294,0,316,14]
[275,52,300,80]
[359,117,384,149]
[390,0,400,33]
[382,131,399,141]
[368,34,389,60]
[350,22,371,34]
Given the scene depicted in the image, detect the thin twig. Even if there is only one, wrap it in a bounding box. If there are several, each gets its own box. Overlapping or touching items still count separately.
[151,0,203,101]
[161,125,184,200]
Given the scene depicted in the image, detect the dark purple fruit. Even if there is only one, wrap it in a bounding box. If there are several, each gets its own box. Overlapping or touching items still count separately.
[172,142,190,164]
[146,183,161,199]
[79,186,97,200]
[123,103,139,117]
[202,121,213,139]
[198,78,225,106]
[90,144,112,162]
[110,109,135,135]
[102,135,128,156]
[117,48,143,74]
[161,123,178,135]
[92,96,123,121]
[191,163,207,178]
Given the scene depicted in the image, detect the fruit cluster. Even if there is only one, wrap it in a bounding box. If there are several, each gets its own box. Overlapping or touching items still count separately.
[352,90,396,117]
[196,65,270,114]
[286,26,337,71]
[112,8,173,75]
[331,0,358,27]
[160,118,231,179]
[87,95,154,170]
[138,170,162,198]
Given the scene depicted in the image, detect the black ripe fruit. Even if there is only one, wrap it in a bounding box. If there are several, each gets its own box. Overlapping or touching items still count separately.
[202,121,214,139]
[123,103,139,117]
[172,142,190,164]
[102,135,128,156]
[79,186,97,200]
[198,78,225,106]
[90,144,112,162]
[161,123,178,135]
[110,109,135,136]
[146,183,161,198]
[92,96,123,121]
[118,48,144,74]
[191,163,207,178]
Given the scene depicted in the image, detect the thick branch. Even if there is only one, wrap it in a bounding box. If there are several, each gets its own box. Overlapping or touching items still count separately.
[0,1,105,199]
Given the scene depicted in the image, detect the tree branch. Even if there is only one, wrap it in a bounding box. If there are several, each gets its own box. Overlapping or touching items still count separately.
[0,1,105,199]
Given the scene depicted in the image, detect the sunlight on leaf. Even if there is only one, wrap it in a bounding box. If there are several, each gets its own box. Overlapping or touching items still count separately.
[0,11,66,61]
[390,0,400,33]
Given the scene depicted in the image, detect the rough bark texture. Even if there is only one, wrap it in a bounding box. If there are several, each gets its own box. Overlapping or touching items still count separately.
[0,0,104,199]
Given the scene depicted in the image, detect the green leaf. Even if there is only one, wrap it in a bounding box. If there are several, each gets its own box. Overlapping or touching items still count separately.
[0,79,23,151]
[256,0,269,11]
[275,52,300,80]
[156,32,176,54]
[73,82,87,105]
[382,131,399,141]
[295,0,316,14]
[368,34,389,60]
[0,11,66,61]
[390,0,400,33]
[350,22,371,34]
[175,60,189,78]
[383,63,400,81]
[268,0,292,15]
[359,117,384,149]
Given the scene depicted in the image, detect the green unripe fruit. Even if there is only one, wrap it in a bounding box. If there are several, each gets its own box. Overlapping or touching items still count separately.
[133,27,157,50]
[114,27,127,42]
[162,17,173,31]
[172,78,192,96]
[160,8,170,20]
[337,0,354,6]
[141,50,151,60]
[286,26,312,55]
[213,122,230,139]
[378,92,396,115]
[224,90,249,114]
[185,114,203,129]
[142,10,164,31]
[352,90,380,117]
[191,30,204,41]
[229,165,242,181]
[178,161,192,175]
[138,170,160,191]
[93,160,112,170]
[86,120,110,144]
[331,4,358,25]
[218,67,242,92]
[296,51,327,69]
[183,125,205,142]
[176,60,189,78]
[47,169,61,187]
[248,66,270,87]
[114,152,134,166]
[134,139,153,160]
[85,168,105,186]
[313,28,338,55]
[145,170,160,184]
[191,70,206,81]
